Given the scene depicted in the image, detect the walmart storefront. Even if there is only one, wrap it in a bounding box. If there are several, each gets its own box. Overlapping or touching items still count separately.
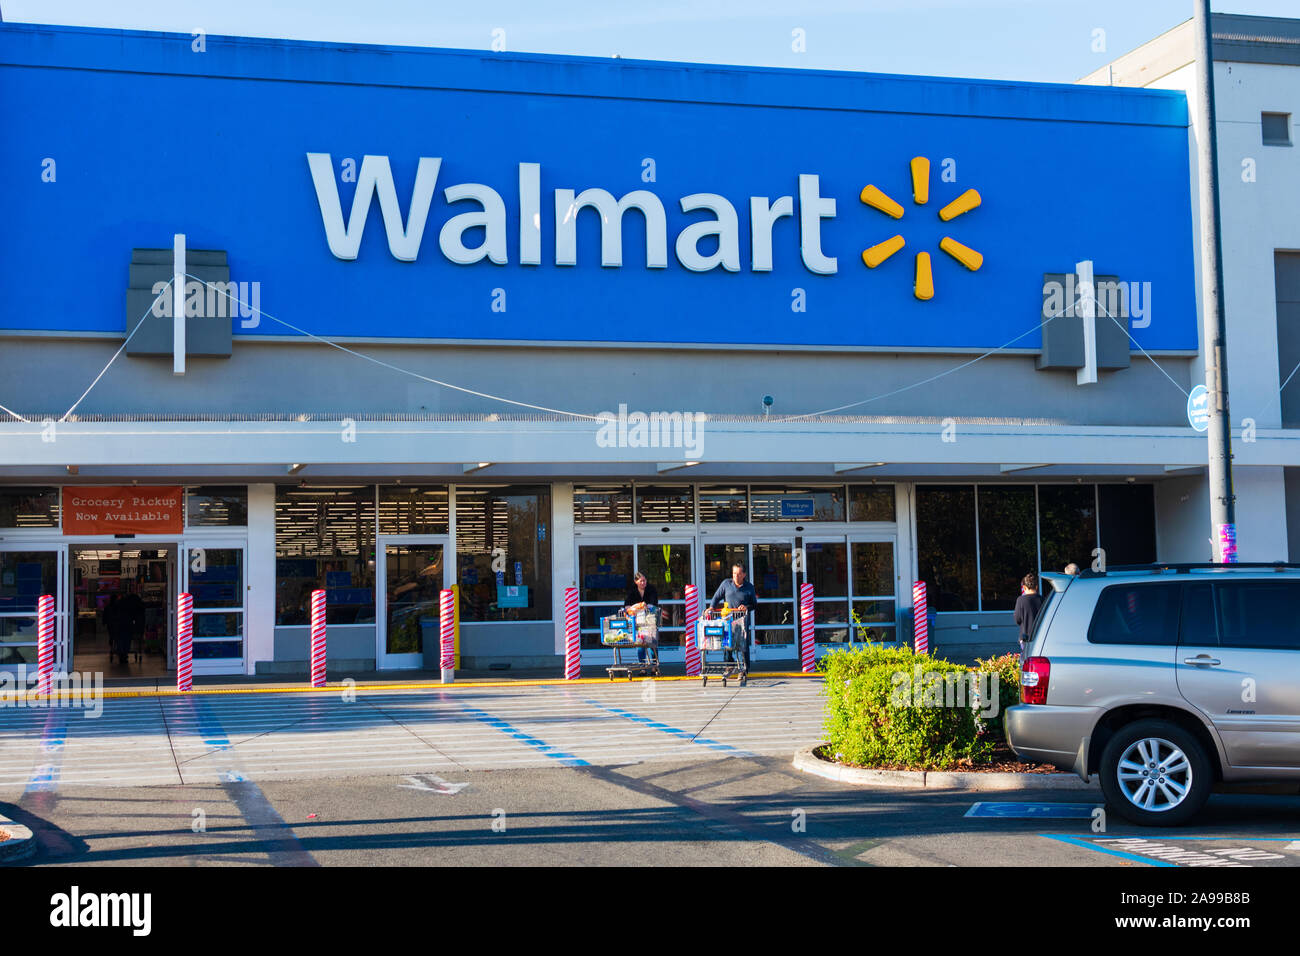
[0,23,1215,676]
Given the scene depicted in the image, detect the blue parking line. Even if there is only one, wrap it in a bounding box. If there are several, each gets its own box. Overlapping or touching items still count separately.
[23,709,69,795]
[456,703,590,767]
[1040,834,1177,866]
[179,698,315,864]
[583,700,751,756]
[186,698,245,782]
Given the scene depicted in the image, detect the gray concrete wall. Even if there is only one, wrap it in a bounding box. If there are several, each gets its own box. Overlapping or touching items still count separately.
[1,336,1196,426]
[1155,474,1212,562]
[926,611,1018,665]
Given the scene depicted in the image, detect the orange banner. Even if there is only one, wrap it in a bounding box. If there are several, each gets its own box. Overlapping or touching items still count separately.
[62,486,183,535]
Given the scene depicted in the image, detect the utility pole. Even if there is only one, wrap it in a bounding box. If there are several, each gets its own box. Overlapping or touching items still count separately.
[1193,0,1237,562]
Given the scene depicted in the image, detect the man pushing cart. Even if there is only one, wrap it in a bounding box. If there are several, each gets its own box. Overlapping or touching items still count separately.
[698,562,757,686]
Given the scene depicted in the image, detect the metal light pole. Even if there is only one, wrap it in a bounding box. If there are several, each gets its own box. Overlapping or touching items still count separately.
[1193,0,1236,562]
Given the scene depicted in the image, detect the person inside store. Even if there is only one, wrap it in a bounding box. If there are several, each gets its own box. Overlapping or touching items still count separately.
[623,572,659,663]
[711,562,758,671]
[103,591,144,666]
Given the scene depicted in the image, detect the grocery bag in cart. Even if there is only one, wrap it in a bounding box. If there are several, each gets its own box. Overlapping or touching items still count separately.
[696,616,735,651]
[600,614,637,646]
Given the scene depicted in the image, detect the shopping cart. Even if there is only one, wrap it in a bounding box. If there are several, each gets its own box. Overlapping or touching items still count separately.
[601,605,660,679]
[696,608,749,687]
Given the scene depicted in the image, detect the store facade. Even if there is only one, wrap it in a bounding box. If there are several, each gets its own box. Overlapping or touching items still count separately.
[2,22,1279,676]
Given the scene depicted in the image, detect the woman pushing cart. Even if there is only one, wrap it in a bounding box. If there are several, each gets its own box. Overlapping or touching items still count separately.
[600,572,661,679]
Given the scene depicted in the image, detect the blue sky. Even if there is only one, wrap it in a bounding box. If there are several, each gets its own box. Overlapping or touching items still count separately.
[3,1,1297,83]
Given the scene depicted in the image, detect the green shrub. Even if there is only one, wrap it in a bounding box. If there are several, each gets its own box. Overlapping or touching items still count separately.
[819,645,994,769]
[973,652,1022,738]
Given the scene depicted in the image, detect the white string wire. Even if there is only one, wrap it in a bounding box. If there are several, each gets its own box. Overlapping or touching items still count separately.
[1094,298,1190,399]
[191,275,603,421]
[57,280,176,423]
[777,288,1192,422]
[0,402,30,424]
[0,274,1208,428]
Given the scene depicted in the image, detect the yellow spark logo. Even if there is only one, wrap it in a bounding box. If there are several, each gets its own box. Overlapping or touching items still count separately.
[860,157,983,301]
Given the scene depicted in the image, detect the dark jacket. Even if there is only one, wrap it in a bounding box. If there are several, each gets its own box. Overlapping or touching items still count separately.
[624,584,658,608]
[1013,591,1044,642]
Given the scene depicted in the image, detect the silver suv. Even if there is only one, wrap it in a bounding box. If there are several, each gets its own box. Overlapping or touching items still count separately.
[1005,563,1300,826]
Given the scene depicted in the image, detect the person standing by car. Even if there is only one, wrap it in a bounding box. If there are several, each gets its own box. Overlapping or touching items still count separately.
[623,572,659,663]
[1013,573,1043,659]
[711,562,757,671]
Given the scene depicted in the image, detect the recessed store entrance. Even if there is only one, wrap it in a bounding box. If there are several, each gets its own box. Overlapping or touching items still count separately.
[70,546,177,677]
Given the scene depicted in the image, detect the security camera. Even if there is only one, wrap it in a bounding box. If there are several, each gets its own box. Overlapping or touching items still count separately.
[761,395,774,417]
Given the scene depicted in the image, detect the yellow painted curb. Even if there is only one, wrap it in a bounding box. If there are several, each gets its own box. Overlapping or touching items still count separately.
[1,671,822,702]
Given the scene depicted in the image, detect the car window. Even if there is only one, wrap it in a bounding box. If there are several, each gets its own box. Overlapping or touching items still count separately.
[1179,582,1217,646]
[1087,582,1180,646]
[1214,580,1300,650]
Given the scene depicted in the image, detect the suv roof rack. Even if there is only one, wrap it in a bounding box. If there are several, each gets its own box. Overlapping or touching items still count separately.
[1078,562,1300,578]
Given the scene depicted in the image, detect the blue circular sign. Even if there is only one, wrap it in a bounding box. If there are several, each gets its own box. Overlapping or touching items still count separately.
[1187,384,1210,432]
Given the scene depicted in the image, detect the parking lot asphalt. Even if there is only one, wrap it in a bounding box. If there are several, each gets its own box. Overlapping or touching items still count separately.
[3,677,1298,867]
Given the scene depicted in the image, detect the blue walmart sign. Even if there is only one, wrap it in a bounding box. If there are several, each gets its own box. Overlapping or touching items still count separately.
[1,24,1197,350]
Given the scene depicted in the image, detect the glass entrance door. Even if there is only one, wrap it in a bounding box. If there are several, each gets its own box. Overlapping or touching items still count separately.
[799,535,899,657]
[804,537,850,648]
[0,547,65,674]
[703,538,797,661]
[378,536,448,670]
[576,539,694,658]
[181,542,247,675]
[849,537,898,643]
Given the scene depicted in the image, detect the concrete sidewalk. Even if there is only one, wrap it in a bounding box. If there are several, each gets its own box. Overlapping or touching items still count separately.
[79,661,818,699]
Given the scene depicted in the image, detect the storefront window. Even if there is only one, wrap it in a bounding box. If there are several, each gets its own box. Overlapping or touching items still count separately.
[805,541,849,641]
[699,486,748,523]
[0,486,60,528]
[185,486,248,527]
[1099,484,1157,565]
[635,485,693,523]
[977,485,1037,611]
[275,486,376,626]
[1038,485,1097,575]
[455,485,552,622]
[849,485,895,522]
[917,485,978,612]
[915,483,1154,615]
[750,486,845,522]
[574,485,633,524]
[378,484,449,535]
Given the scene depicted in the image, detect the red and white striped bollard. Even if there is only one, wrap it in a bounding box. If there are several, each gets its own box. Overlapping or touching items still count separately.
[799,582,815,672]
[310,588,327,687]
[564,587,580,680]
[683,584,701,676]
[912,581,928,655]
[36,594,55,697]
[439,588,455,683]
[176,592,193,692]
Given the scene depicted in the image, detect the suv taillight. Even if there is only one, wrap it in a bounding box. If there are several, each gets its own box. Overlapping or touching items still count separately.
[1021,657,1050,705]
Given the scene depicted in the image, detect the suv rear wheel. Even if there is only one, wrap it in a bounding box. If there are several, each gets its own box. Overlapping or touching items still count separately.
[1099,719,1212,827]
